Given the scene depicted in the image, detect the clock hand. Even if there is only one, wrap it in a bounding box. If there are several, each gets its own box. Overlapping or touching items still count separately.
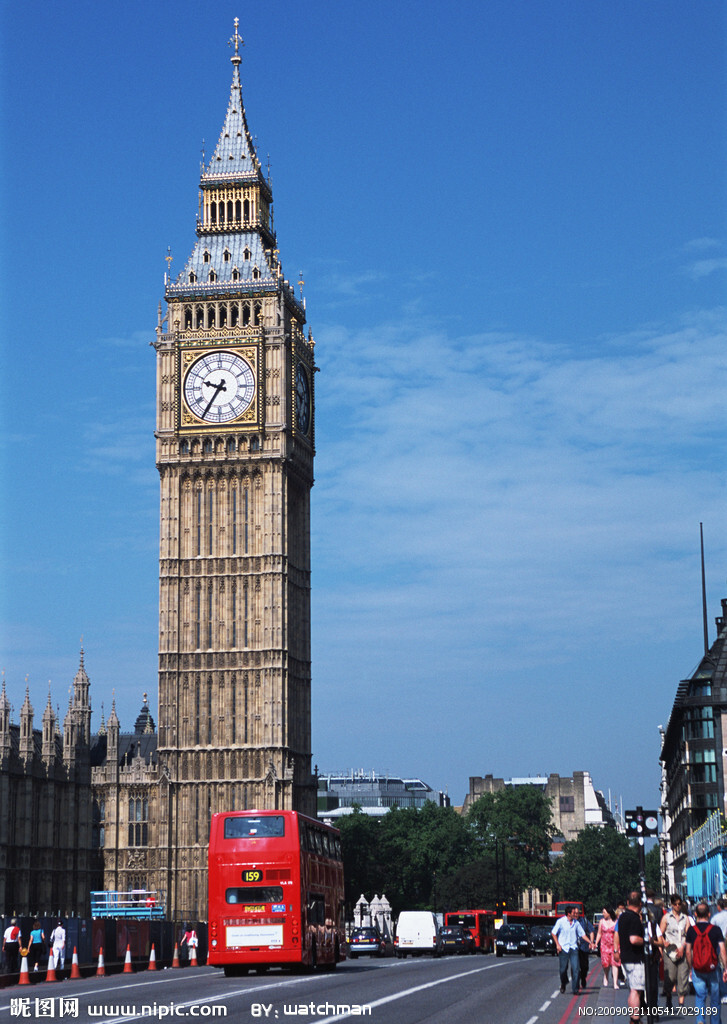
[201,378,227,418]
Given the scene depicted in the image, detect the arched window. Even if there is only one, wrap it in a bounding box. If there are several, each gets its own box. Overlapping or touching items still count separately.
[219,304,227,327]
[210,201,217,225]
[243,247,251,261]
[203,250,211,264]
[230,303,239,326]
[180,439,190,455]
[227,200,234,222]
[184,306,193,329]
[252,267,260,281]
[231,268,240,282]
[195,305,204,329]
[235,199,242,221]
[208,304,216,325]
[189,272,196,284]
[223,249,231,263]
[243,198,250,222]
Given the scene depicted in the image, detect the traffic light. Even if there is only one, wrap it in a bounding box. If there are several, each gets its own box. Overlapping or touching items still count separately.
[625,807,658,837]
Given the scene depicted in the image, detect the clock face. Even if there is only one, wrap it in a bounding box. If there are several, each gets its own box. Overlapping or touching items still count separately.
[295,362,311,434]
[183,351,255,424]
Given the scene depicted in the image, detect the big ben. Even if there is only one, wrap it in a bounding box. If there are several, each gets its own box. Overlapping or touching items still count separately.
[154,21,316,919]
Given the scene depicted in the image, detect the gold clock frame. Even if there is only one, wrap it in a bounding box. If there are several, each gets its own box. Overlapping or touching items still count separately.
[178,343,261,431]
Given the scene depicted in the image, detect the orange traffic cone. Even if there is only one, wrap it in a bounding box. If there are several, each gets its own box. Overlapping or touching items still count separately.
[18,953,30,985]
[96,947,106,977]
[123,945,134,973]
[190,944,198,967]
[45,952,58,982]
[147,944,157,971]
[70,947,82,980]
[172,943,180,968]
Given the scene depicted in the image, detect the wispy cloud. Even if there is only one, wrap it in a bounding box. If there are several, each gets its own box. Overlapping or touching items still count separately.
[311,306,726,785]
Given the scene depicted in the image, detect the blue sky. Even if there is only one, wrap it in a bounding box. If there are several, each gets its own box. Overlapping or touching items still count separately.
[1,1,725,816]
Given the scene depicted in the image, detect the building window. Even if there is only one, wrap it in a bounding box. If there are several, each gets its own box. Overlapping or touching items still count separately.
[128,797,149,847]
[560,796,575,813]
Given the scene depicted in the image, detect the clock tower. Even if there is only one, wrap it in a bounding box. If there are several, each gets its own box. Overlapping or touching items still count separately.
[153,21,317,918]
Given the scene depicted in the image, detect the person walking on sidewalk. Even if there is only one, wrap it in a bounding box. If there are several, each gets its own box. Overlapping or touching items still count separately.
[552,905,587,995]
[686,901,727,1024]
[614,892,645,1023]
[661,893,690,1011]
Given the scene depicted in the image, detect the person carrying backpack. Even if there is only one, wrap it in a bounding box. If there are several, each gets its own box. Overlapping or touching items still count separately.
[686,901,727,1023]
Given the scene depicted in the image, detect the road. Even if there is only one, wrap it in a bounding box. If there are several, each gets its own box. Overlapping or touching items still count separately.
[0,955,610,1024]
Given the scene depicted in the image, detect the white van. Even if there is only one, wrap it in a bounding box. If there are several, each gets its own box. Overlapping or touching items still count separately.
[394,911,442,958]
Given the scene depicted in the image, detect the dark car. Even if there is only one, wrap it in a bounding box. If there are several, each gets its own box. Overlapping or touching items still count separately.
[530,925,556,955]
[439,925,476,955]
[495,924,532,957]
[348,926,390,958]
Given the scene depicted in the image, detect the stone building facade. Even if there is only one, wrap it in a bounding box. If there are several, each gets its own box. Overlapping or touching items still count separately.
[0,655,97,916]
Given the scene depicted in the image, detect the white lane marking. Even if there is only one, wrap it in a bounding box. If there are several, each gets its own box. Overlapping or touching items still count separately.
[540,1000,552,1010]
[525,1017,539,1024]
[551,989,561,997]
[313,961,509,1024]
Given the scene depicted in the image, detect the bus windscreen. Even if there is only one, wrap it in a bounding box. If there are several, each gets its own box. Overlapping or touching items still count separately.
[223,815,286,839]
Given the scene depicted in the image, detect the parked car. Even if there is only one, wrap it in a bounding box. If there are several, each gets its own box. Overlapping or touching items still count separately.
[439,925,476,955]
[495,924,532,957]
[395,911,442,957]
[530,925,556,955]
[348,926,390,958]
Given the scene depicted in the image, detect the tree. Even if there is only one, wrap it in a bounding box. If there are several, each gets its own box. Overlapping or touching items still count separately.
[552,826,640,914]
[466,785,556,899]
[338,802,481,916]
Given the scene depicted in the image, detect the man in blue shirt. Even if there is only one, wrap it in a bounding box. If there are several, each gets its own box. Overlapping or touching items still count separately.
[552,905,587,994]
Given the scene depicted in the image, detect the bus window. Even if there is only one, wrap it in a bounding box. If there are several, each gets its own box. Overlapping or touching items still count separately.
[224,815,285,839]
[226,886,284,904]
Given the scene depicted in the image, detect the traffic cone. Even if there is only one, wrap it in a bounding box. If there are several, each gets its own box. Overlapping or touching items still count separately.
[147,944,157,971]
[70,947,82,980]
[45,952,58,982]
[172,943,180,968]
[18,953,30,985]
[123,945,134,973]
[190,945,198,967]
[96,947,106,977]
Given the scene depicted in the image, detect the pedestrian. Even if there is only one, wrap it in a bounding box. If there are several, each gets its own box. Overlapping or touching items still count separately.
[574,908,596,989]
[661,893,690,1011]
[180,923,198,965]
[614,891,646,1023]
[595,907,619,989]
[552,905,586,995]
[28,920,45,972]
[51,920,66,971]
[686,901,727,1024]
[645,898,664,1014]
[2,918,20,973]
[713,899,727,1006]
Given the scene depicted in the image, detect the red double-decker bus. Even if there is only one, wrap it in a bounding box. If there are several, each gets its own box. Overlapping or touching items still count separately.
[444,910,496,953]
[208,809,346,976]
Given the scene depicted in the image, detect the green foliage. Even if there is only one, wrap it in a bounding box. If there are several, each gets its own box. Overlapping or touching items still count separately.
[466,785,556,894]
[338,802,480,916]
[339,787,559,917]
[552,826,640,914]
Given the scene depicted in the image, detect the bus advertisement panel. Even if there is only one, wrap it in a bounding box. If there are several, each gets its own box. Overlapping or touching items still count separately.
[444,910,496,953]
[208,810,345,975]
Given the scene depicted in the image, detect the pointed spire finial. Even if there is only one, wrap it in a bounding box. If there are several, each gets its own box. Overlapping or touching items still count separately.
[229,17,244,62]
